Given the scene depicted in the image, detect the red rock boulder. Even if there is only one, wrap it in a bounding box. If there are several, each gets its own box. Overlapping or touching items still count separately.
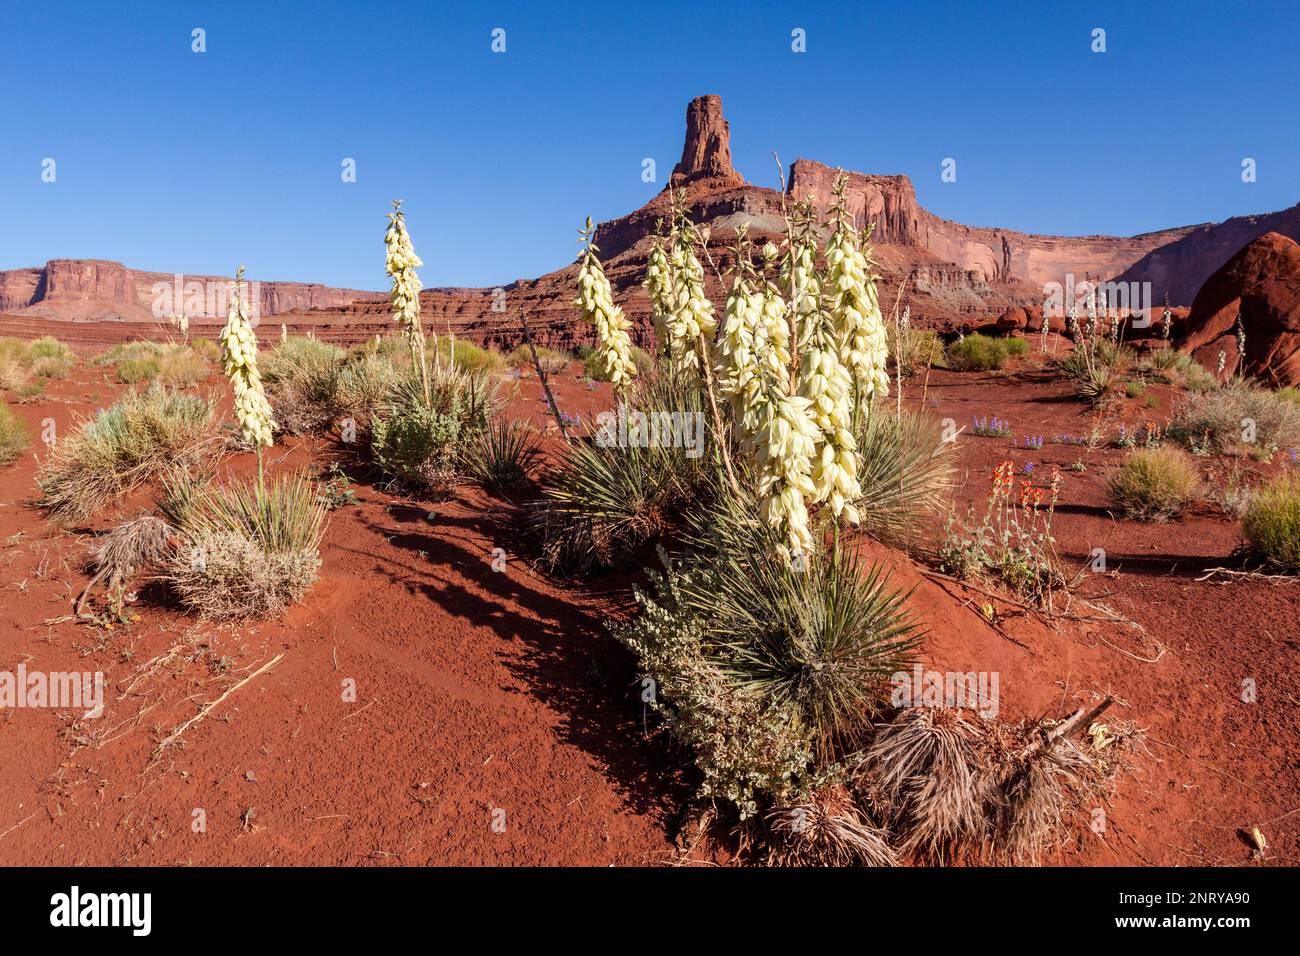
[1178,232,1300,386]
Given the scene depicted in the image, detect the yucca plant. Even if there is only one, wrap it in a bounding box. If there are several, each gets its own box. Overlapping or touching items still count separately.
[38,385,215,521]
[850,408,955,549]
[468,417,543,495]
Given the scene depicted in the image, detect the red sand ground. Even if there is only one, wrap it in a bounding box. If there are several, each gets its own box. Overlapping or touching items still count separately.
[0,336,1296,866]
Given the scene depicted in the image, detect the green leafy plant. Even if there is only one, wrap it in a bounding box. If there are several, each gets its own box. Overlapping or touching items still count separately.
[468,417,543,495]
[850,409,955,549]
[946,334,1010,371]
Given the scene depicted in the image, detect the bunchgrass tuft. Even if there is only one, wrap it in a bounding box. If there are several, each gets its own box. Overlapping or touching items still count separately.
[1241,472,1300,573]
[0,401,30,465]
[1107,446,1201,521]
[947,334,1011,371]
[166,470,326,619]
[38,386,215,522]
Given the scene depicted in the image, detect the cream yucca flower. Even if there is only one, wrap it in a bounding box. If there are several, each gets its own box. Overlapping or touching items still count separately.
[798,307,862,524]
[825,176,889,413]
[576,217,638,392]
[385,199,425,362]
[753,245,792,389]
[750,382,819,563]
[220,266,275,449]
[665,215,718,385]
[644,230,674,357]
[715,232,763,420]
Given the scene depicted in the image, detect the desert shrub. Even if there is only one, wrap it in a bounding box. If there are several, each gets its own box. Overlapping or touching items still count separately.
[1277,387,1300,405]
[0,402,30,465]
[1170,380,1300,459]
[262,336,345,434]
[116,356,162,384]
[1171,353,1217,393]
[0,336,75,383]
[534,371,711,572]
[1003,337,1029,357]
[889,327,947,376]
[584,343,653,381]
[37,386,215,521]
[507,343,568,373]
[371,364,499,494]
[28,336,72,361]
[1108,446,1201,521]
[851,409,955,548]
[946,334,1008,371]
[30,355,73,379]
[166,471,326,619]
[13,381,44,402]
[1241,473,1300,572]
[467,417,543,495]
[1142,347,1181,372]
[190,337,222,363]
[433,338,504,374]
[0,358,29,391]
[336,351,402,423]
[1124,381,1146,399]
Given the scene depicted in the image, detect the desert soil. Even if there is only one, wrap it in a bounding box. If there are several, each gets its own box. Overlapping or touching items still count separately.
[0,335,1295,866]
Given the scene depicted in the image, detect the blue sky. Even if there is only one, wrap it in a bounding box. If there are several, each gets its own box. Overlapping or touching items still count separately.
[1,1,1295,290]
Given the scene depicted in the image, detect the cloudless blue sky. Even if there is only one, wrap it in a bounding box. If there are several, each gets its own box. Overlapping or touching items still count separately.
[1,0,1295,290]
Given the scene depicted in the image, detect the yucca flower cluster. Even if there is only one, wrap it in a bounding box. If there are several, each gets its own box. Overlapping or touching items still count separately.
[665,219,718,385]
[219,266,275,449]
[644,231,674,354]
[824,178,890,416]
[715,230,762,417]
[750,383,820,562]
[576,217,638,393]
[753,243,792,388]
[384,200,426,365]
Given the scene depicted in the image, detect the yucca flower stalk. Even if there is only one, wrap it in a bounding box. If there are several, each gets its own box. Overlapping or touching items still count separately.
[715,228,762,418]
[824,175,890,423]
[644,225,675,358]
[749,378,820,564]
[575,217,638,399]
[665,193,719,386]
[753,242,792,398]
[783,199,822,380]
[385,199,430,400]
[219,266,276,479]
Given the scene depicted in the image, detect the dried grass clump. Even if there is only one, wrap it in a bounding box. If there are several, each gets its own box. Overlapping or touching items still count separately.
[37,386,216,522]
[0,401,30,466]
[0,335,75,387]
[865,707,988,860]
[165,471,326,619]
[764,789,898,867]
[96,340,212,387]
[1107,446,1201,521]
[507,343,568,374]
[76,515,177,617]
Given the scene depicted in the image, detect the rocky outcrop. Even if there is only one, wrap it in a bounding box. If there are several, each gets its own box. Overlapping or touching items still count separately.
[1178,232,1300,387]
[670,95,744,188]
[1116,204,1300,306]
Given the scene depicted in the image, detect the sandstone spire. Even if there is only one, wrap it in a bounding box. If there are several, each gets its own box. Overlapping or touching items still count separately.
[670,95,744,187]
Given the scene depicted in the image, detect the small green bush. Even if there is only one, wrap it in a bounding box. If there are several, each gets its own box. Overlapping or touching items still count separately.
[1241,473,1300,572]
[1003,337,1029,357]
[507,343,569,374]
[1108,446,1201,521]
[116,356,162,384]
[0,402,30,465]
[946,334,1008,371]
[433,338,505,374]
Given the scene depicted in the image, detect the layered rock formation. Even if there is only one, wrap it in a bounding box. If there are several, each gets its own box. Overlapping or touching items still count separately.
[1177,232,1300,387]
[0,259,377,324]
[6,94,1298,353]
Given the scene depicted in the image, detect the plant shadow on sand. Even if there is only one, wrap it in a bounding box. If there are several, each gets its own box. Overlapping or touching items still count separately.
[340,493,694,826]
